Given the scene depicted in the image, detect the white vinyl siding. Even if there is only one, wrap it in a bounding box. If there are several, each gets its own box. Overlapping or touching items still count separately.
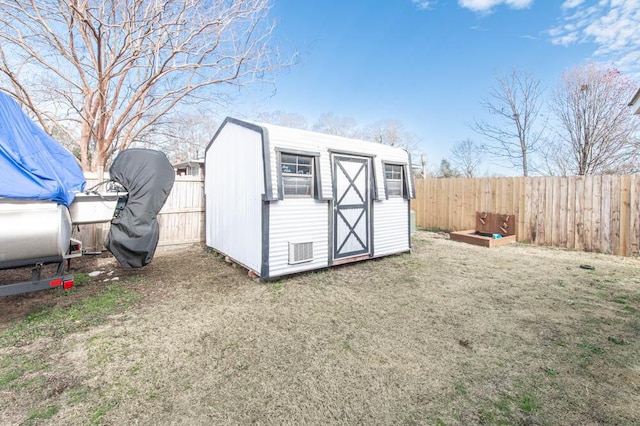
[268,199,329,277]
[205,123,263,273]
[373,198,410,256]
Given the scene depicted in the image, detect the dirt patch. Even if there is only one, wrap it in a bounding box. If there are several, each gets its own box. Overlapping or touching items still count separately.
[1,232,639,425]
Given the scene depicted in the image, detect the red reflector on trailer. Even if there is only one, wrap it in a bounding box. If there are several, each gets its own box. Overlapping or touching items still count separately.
[50,279,63,287]
[63,279,74,290]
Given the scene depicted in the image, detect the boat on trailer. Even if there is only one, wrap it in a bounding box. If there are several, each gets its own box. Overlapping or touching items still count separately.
[0,91,174,296]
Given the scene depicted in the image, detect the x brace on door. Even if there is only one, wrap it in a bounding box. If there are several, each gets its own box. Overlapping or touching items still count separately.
[336,160,365,206]
[333,156,370,259]
[336,208,367,254]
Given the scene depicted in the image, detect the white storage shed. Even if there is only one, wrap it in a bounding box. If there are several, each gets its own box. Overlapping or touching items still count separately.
[205,117,415,279]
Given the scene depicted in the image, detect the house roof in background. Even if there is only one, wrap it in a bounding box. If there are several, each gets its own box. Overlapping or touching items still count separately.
[173,159,205,168]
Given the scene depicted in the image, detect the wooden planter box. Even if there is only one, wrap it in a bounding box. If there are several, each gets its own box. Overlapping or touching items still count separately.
[449,230,516,248]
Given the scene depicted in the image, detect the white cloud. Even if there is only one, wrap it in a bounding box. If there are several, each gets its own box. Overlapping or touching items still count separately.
[412,0,434,10]
[562,0,586,8]
[549,0,640,77]
[458,0,533,13]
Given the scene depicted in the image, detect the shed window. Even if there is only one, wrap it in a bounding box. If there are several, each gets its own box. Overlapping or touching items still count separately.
[281,154,314,197]
[385,164,404,197]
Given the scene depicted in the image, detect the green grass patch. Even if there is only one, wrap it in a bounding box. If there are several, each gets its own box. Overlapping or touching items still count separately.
[67,385,92,405]
[607,336,625,345]
[91,401,117,425]
[0,369,22,387]
[493,400,511,412]
[479,391,538,423]
[519,394,536,412]
[0,353,50,391]
[120,274,148,285]
[0,283,139,348]
[25,406,59,423]
[479,406,511,425]
[73,272,92,287]
[475,394,514,425]
[271,281,284,292]
[342,340,353,351]
[454,380,468,396]
[578,342,604,355]
[14,374,46,391]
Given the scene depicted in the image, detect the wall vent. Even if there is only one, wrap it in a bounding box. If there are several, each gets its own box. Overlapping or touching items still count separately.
[288,242,313,264]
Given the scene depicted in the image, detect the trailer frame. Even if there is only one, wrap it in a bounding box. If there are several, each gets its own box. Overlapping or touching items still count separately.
[0,238,82,297]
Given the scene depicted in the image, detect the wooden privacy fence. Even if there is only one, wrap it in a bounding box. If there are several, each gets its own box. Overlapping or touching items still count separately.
[411,175,640,257]
[73,174,205,252]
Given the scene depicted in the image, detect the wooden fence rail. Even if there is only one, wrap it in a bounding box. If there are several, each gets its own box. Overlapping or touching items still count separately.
[411,175,640,257]
[73,174,205,252]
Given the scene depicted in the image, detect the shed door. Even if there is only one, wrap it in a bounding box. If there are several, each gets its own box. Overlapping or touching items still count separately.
[332,155,370,260]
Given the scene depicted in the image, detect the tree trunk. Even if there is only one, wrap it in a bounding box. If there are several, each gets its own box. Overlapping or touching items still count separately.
[79,122,92,172]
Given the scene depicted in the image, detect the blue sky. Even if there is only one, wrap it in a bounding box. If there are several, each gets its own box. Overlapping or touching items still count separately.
[233,0,640,175]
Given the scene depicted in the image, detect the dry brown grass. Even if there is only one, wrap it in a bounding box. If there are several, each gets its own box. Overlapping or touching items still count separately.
[1,231,639,425]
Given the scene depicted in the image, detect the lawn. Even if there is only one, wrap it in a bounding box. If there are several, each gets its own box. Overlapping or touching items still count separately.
[1,231,639,425]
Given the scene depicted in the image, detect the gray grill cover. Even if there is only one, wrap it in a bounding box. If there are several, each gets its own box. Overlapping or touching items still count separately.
[105,149,175,268]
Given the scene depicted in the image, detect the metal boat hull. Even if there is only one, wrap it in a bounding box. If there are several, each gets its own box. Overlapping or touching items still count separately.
[0,199,71,269]
[68,192,123,224]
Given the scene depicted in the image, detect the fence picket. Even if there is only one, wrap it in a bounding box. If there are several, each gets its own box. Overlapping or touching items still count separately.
[566,177,576,250]
[620,175,631,256]
[610,176,620,255]
[631,175,640,256]
[600,175,612,254]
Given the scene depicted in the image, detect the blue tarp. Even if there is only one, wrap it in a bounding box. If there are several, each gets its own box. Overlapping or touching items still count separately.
[0,91,85,206]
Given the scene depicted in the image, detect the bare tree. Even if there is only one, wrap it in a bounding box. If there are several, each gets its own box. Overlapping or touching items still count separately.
[312,114,425,165]
[550,63,640,175]
[312,113,359,138]
[0,0,289,171]
[535,138,571,176]
[152,111,221,163]
[472,69,545,176]
[360,119,419,153]
[450,139,481,177]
